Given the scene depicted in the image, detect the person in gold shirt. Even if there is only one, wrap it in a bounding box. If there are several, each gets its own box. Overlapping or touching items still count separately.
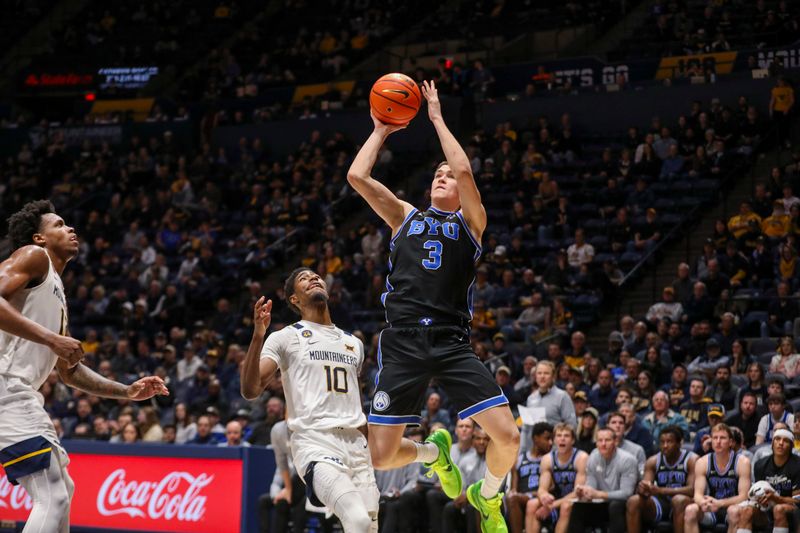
[762,200,791,241]
[770,76,795,148]
[727,200,761,239]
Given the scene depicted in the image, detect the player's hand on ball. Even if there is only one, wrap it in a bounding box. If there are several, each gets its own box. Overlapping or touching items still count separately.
[126,376,169,401]
[253,296,273,335]
[371,110,407,136]
[50,333,84,367]
[421,80,442,122]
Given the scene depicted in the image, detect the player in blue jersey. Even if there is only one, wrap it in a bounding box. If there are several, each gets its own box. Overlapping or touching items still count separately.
[627,426,697,533]
[684,423,751,533]
[507,422,553,533]
[531,423,588,533]
[347,80,520,533]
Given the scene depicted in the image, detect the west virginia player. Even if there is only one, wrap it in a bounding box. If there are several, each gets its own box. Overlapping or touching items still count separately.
[0,200,168,532]
[241,268,379,532]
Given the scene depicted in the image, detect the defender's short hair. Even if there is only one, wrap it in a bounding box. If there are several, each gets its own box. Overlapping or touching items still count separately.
[7,200,55,250]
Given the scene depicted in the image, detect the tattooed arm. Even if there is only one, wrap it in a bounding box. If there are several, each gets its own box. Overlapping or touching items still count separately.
[56,358,168,400]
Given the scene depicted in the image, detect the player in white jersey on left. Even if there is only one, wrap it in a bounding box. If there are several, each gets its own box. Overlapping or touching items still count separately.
[241,267,379,532]
[0,200,169,533]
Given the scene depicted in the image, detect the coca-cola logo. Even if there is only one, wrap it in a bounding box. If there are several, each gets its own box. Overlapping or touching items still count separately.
[0,475,32,511]
[97,469,213,522]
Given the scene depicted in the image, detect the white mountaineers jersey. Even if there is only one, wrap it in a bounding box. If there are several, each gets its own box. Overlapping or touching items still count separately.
[260,320,366,433]
[0,253,67,390]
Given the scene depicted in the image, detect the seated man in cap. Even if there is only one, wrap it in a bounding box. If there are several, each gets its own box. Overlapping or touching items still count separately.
[686,338,730,380]
[646,287,684,326]
[693,403,727,455]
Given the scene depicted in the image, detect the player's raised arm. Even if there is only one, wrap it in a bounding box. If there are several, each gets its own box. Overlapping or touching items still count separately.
[347,114,415,233]
[0,246,82,365]
[241,296,279,400]
[422,80,487,240]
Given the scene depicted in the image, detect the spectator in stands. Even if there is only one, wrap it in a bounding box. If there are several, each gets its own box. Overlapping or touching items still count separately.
[564,331,591,370]
[680,377,710,436]
[514,357,537,398]
[121,422,142,444]
[248,396,285,446]
[421,392,452,431]
[704,365,739,412]
[524,361,576,451]
[693,403,726,454]
[682,282,714,325]
[137,406,164,442]
[508,422,553,533]
[756,393,796,445]
[626,321,647,356]
[775,244,800,289]
[634,207,662,253]
[661,363,690,409]
[219,420,250,447]
[569,427,637,533]
[726,391,760,448]
[687,338,730,378]
[700,259,730,299]
[762,200,791,241]
[618,403,655,456]
[740,362,769,409]
[589,369,617,416]
[566,229,594,268]
[606,412,646,470]
[188,414,215,445]
[766,282,800,336]
[173,402,196,444]
[660,144,685,179]
[503,291,550,342]
[642,390,689,444]
[770,76,795,149]
[646,286,684,325]
[672,263,694,304]
[576,407,599,453]
[728,200,762,239]
[769,336,800,379]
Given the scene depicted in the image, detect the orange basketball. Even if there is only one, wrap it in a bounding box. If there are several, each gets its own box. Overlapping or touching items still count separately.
[369,73,422,126]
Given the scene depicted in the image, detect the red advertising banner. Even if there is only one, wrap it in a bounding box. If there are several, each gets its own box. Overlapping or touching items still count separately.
[0,453,243,532]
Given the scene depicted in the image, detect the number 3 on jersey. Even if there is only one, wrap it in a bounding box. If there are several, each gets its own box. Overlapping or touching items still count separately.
[422,240,442,270]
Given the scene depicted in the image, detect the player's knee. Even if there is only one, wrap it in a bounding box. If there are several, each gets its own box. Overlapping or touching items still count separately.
[525,497,539,512]
[685,503,699,522]
[560,500,573,514]
[342,508,372,533]
[671,494,689,509]
[369,446,393,470]
[49,483,71,518]
[627,494,641,511]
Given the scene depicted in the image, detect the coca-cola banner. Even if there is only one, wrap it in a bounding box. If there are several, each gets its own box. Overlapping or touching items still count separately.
[0,442,274,532]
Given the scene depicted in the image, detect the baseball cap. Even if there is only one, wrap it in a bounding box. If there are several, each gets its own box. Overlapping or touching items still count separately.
[707,403,725,418]
[706,338,720,348]
[663,286,675,295]
[574,391,588,402]
[234,408,251,420]
[496,365,511,376]
[205,406,220,417]
[583,407,599,420]
[494,245,507,256]
[492,332,506,342]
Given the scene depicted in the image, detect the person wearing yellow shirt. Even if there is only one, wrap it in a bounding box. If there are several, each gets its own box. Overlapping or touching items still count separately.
[762,200,791,240]
[770,76,795,148]
[80,329,100,355]
[727,200,761,239]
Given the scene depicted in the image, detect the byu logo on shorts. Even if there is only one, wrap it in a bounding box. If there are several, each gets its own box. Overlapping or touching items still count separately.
[373,391,391,412]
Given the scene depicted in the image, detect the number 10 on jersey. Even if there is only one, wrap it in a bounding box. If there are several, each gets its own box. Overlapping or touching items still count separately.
[324,365,348,393]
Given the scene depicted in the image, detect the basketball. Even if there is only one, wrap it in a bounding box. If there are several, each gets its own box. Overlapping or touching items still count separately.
[369,73,422,126]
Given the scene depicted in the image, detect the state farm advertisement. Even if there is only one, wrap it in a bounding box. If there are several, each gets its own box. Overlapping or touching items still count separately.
[0,453,243,532]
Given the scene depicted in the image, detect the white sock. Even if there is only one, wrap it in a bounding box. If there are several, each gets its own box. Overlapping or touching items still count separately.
[737,529,752,533]
[480,469,504,499]
[414,441,439,463]
[773,528,789,533]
